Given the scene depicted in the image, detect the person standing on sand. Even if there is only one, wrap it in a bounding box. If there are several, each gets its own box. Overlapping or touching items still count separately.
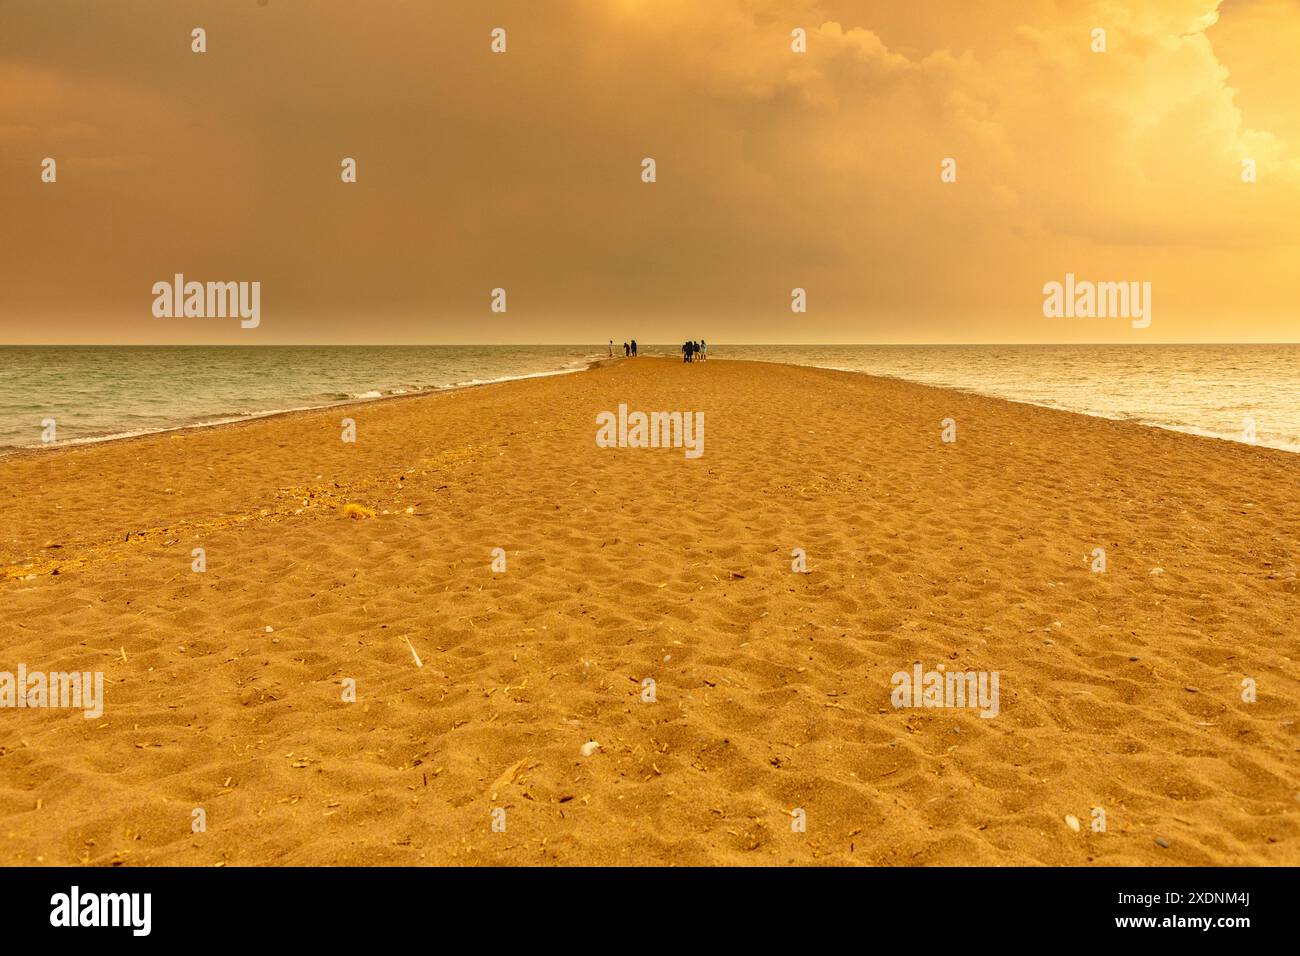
[631,339,638,357]
[609,340,614,357]
[682,340,690,363]
[624,342,630,357]
[700,339,707,361]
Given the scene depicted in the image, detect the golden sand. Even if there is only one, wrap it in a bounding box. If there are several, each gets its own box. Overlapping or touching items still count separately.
[1,358,1297,865]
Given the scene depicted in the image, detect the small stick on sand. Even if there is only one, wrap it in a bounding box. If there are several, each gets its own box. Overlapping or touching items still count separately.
[404,637,423,668]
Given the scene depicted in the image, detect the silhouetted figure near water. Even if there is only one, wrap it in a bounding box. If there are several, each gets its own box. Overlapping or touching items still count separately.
[631,340,638,357]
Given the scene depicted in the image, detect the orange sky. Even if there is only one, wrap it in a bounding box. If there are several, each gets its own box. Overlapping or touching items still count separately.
[1,0,1297,344]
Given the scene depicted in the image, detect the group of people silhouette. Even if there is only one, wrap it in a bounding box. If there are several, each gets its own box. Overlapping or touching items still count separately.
[605,339,708,361]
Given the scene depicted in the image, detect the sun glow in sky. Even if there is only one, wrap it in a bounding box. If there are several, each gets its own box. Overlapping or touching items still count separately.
[1,0,1297,344]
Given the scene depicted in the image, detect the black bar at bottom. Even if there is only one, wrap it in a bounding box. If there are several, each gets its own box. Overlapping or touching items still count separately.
[0,866,1282,942]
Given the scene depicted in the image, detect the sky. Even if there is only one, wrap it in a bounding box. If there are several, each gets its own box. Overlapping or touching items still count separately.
[1,0,1297,345]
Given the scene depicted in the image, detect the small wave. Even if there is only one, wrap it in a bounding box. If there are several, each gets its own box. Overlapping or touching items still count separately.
[0,356,602,455]
[770,358,1300,453]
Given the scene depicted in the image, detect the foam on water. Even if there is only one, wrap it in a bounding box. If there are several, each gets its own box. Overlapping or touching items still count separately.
[0,345,605,452]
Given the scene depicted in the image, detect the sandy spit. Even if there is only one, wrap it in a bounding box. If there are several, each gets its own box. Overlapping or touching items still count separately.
[1,357,1297,866]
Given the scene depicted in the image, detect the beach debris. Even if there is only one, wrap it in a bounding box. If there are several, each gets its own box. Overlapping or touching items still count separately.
[1154,836,1170,848]
[1150,567,1164,575]
[1184,686,1199,693]
[1064,815,1081,832]
[492,758,526,791]
[265,626,274,633]
[403,637,423,668]
[343,503,376,520]
[580,740,601,757]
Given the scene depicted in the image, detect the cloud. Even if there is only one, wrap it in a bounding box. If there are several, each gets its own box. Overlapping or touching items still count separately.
[0,0,1295,343]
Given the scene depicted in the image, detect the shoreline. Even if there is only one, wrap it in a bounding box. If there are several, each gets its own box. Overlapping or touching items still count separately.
[0,355,618,462]
[719,354,1300,455]
[803,361,1300,456]
[715,356,1300,456]
[4,350,1298,462]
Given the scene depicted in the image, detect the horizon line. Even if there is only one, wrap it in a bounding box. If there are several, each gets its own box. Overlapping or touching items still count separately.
[3,341,1299,349]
